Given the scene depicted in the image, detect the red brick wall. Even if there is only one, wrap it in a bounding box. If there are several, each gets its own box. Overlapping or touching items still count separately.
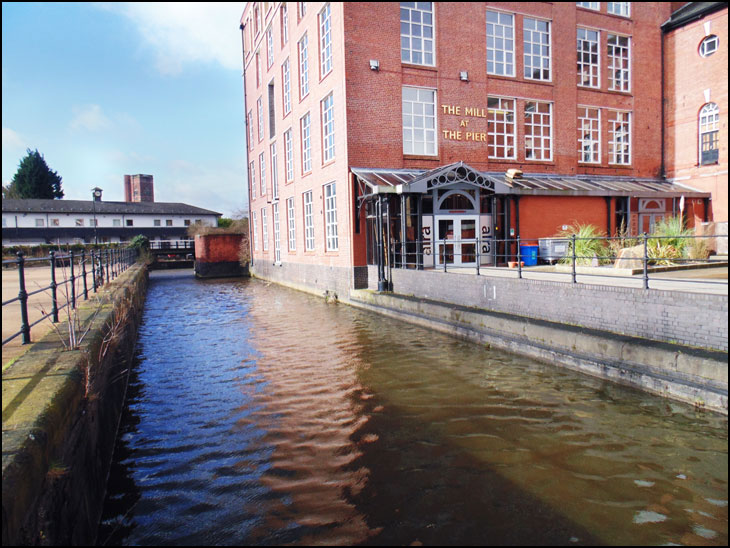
[664,7,728,222]
[195,234,244,263]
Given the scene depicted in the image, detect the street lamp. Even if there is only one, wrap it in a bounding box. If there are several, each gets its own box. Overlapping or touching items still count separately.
[91,187,102,246]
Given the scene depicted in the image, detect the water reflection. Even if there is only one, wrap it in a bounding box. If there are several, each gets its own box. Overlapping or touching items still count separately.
[99,272,728,546]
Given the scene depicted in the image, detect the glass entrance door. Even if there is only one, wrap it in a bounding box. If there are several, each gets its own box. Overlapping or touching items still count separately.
[436,216,478,266]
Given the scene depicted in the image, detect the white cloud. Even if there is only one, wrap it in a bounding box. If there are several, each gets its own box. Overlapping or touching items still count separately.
[102,3,244,75]
[2,127,27,151]
[70,104,112,132]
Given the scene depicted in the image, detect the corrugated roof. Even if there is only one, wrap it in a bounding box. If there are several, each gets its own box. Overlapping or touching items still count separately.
[1,199,221,216]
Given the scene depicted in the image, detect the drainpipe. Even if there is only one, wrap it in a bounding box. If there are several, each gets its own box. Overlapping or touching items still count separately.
[241,22,254,269]
[376,195,387,291]
[605,196,612,236]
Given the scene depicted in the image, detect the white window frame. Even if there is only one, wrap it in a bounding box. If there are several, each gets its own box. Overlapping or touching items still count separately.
[577,2,599,11]
[577,106,601,164]
[261,207,269,251]
[324,182,338,252]
[319,3,332,78]
[259,151,267,196]
[257,97,265,141]
[699,35,719,57]
[250,160,257,199]
[608,110,631,165]
[270,142,279,200]
[284,128,294,182]
[247,110,254,150]
[400,1,435,66]
[35,218,45,227]
[607,34,631,92]
[523,17,551,81]
[266,26,274,68]
[287,197,296,251]
[303,190,315,251]
[606,3,630,17]
[577,28,600,88]
[299,33,309,100]
[699,102,720,165]
[402,86,437,156]
[252,210,259,251]
[301,112,312,174]
[322,92,335,163]
[486,10,515,77]
[273,202,281,263]
[281,5,289,45]
[487,96,516,160]
[282,58,292,115]
[524,101,552,161]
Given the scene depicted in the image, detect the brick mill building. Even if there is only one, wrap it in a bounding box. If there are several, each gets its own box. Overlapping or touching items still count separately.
[241,2,726,296]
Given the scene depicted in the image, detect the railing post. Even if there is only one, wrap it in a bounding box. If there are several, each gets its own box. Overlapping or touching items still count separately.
[70,250,76,309]
[643,233,649,290]
[17,252,31,344]
[443,238,447,273]
[476,236,480,276]
[91,249,97,292]
[517,236,522,279]
[105,249,110,284]
[571,234,577,284]
[50,251,59,322]
[81,249,88,300]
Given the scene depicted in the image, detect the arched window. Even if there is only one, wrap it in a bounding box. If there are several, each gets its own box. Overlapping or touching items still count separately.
[699,103,719,165]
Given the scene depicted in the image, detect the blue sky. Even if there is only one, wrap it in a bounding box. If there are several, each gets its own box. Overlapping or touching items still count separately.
[2,2,247,217]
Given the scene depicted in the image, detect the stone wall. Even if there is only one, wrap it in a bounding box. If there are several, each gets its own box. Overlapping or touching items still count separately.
[251,260,355,300]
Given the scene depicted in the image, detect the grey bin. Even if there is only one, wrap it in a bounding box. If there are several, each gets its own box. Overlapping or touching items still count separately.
[538,238,570,264]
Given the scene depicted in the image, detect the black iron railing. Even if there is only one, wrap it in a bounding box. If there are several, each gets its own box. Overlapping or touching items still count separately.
[2,247,138,346]
[385,233,728,291]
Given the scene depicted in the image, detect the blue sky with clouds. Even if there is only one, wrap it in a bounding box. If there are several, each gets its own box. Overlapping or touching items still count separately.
[2,2,247,217]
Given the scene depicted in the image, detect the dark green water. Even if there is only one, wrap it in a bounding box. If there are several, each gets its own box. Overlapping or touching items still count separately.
[98,271,728,545]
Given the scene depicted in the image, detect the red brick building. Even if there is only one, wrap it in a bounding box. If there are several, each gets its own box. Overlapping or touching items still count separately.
[663,2,728,225]
[241,2,715,295]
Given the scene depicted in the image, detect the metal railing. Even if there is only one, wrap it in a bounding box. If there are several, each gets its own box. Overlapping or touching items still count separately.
[2,247,138,346]
[385,233,728,291]
[149,239,194,250]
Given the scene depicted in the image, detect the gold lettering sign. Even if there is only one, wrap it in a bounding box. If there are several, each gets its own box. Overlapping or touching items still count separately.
[440,104,488,141]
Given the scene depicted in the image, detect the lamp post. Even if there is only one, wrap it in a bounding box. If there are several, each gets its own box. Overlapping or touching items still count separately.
[91,187,102,246]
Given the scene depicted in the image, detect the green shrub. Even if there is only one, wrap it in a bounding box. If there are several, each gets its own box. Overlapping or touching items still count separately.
[557,223,610,266]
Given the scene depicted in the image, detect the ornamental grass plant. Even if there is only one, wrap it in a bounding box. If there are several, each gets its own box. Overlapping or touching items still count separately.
[557,223,610,266]
[647,216,692,265]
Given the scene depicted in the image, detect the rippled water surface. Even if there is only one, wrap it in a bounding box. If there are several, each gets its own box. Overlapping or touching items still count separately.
[99,271,728,545]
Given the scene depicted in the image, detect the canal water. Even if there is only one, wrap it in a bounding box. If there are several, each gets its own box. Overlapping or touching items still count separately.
[98,271,728,546]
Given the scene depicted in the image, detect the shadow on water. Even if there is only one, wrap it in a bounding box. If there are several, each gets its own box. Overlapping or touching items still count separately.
[98,272,728,546]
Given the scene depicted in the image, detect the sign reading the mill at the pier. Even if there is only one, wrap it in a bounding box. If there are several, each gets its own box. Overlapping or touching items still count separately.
[440,104,489,142]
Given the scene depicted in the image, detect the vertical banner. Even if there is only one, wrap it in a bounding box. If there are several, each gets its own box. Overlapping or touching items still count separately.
[422,216,434,268]
[479,215,493,265]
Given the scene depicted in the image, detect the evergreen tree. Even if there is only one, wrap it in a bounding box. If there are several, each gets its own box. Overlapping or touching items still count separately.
[7,149,64,199]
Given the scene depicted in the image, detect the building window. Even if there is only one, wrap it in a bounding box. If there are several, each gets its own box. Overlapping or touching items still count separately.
[256,51,262,88]
[273,202,281,263]
[299,33,309,99]
[577,106,601,164]
[257,97,265,141]
[266,27,274,68]
[75,218,84,227]
[607,34,630,92]
[271,143,279,200]
[282,58,291,115]
[576,2,599,10]
[260,151,267,196]
[400,2,434,66]
[113,219,121,227]
[319,4,332,77]
[486,10,514,77]
[608,110,631,165]
[285,129,294,182]
[699,102,720,165]
[250,160,257,199]
[281,5,289,45]
[287,197,296,251]
[577,28,599,88]
[607,3,630,17]
[184,219,191,227]
[35,218,45,227]
[154,219,161,227]
[524,101,552,161]
[252,210,259,251]
[301,112,312,174]
[298,2,307,19]
[247,110,254,150]
[126,219,134,227]
[166,219,173,227]
[699,35,719,57]
[90,219,98,227]
[303,190,315,251]
[523,18,551,81]
[402,86,437,156]
[322,92,335,162]
[487,97,516,159]
[50,218,59,226]
[268,81,276,136]
[324,182,338,251]
[261,207,269,251]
